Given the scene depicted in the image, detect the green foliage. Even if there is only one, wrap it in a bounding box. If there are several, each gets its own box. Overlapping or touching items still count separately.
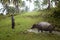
[0,0,9,4]
[53,1,60,18]
[21,1,25,7]
[34,0,40,8]
[57,1,60,8]
[8,7,16,14]
[43,0,47,4]
[0,13,3,15]
[53,8,60,18]
[25,6,29,12]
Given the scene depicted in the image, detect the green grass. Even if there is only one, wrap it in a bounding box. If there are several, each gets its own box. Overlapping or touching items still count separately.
[0,11,60,40]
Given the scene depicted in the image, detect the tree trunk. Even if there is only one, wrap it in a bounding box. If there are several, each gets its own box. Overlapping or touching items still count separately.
[47,0,50,9]
[55,0,59,7]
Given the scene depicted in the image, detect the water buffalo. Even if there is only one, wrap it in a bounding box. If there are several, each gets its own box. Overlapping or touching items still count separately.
[31,22,55,33]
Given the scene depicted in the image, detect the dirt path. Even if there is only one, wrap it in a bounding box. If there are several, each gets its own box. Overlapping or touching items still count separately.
[27,29,60,35]
[52,31,60,35]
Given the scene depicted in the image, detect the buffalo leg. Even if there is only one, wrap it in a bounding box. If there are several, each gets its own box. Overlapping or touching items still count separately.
[49,30,52,33]
[41,29,43,32]
[38,29,40,32]
[38,29,43,32]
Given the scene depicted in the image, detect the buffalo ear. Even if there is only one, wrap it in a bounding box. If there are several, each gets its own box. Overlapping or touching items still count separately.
[54,25,57,27]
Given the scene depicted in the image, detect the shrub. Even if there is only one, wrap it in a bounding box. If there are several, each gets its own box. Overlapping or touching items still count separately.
[53,8,60,18]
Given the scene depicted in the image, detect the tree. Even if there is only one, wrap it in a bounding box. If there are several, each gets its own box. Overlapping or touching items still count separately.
[52,0,59,7]
[34,0,40,10]
[47,0,50,9]
[42,0,50,9]
[0,0,10,14]
[13,0,22,13]
[21,1,25,7]
[29,0,32,2]
[53,1,60,18]
[25,6,29,12]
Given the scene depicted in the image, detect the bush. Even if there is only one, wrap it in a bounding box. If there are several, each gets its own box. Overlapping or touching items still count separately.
[0,13,4,15]
[53,1,60,18]
[53,8,60,18]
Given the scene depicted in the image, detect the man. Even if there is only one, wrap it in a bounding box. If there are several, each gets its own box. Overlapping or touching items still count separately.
[11,14,15,29]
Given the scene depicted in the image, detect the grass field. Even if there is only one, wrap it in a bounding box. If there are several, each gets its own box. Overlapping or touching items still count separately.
[0,11,60,40]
